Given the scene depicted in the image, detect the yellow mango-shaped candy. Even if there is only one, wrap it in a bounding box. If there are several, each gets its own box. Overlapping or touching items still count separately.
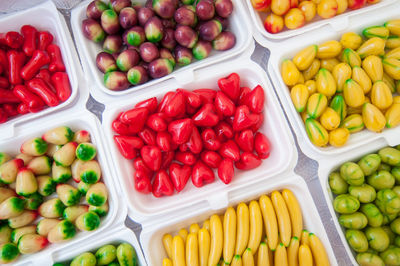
[362,26,389,40]
[333,63,352,92]
[356,37,385,59]
[386,47,400,60]
[352,66,372,94]
[340,32,363,50]
[340,114,364,133]
[362,103,386,132]
[362,55,383,83]
[386,36,400,49]
[303,59,320,81]
[317,40,342,59]
[385,103,400,128]
[382,58,400,79]
[382,72,396,93]
[341,48,361,67]
[343,79,365,108]
[305,118,329,147]
[370,81,393,110]
[394,96,400,104]
[299,1,317,22]
[336,0,347,15]
[329,128,350,147]
[316,68,336,97]
[330,94,347,121]
[271,0,290,16]
[320,107,340,130]
[291,84,309,113]
[306,93,328,119]
[320,58,340,72]
[293,45,318,71]
[281,59,300,86]
[305,80,317,95]
[384,19,400,36]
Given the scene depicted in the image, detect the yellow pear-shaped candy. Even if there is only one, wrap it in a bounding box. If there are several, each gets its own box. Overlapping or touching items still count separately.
[370,81,393,110]
[316,68,337,97]
[341,48,361,67]
[383,57,400,80]
[293,45,318,71]
[291,84,309,113]
[386,47,400,60]
[305,80,317,95]
[320,107,340,130]
[386,35,400,49]
[320,58,340,72]
[340,114,364,133]
[306,93,328,119]
[340,32,363,50]
[362,103,386,132]
[384,19,400,36]
[303,59,320,81]
[385,103,400,128]
[329,128,350,147]
[305,118,329,147]
[362,55,383,83]
[281,59,301,86]
[362,26,389,40]
[356,37,385,59]
[343,79,365,108]
[352,66,372,94]
[333,63,351,92]
[296,72,305,85]
[382,72,396,93]
[317,40,342,59]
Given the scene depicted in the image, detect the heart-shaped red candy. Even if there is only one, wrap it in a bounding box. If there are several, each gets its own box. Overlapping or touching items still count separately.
[192,103,219,127]
[215,121,234,142]
[193,89,216,104]
[138,127,157,146]
[218,73,240,101]
[232,105,259,132]
[141,145,162,171]
[235,129,254,152]
[161,151,175,169]
[169,163,191,192]
[133,157,153,177]
[156,131,172,152]
[186,127,203,154]
[179,89,202,108]
[243,85,265,114]
[219,140,240,161]
[135,97,158,113]
[168,118,193,145]
[235,152,262,170]
[175,151,197,166]
[152,170,174,197]
[134,170,152,194]
[192,161,215,188]
[238,86,251,105]
[163,91,186,118]
[146,113,168,132]
[214,91,236,117]
[218,159,234,184]
[201,128,221,151]
[255,132,271,159]
[201,150,222,168]
[120,107,149,133]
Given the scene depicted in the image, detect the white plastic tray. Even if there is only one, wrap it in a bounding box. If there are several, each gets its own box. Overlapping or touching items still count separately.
[319,137,400,265]
[52,226,146,265]
[102,58,298,224]
[70,0,254,103]
[141,174,337,265]
[0,109,123,266]
[268,2,400,161]
[0,1,82,140]
[245,0,396,42]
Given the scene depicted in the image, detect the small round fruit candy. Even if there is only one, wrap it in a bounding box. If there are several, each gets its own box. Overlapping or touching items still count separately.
[63,205,89,222]
[199,20,222,41]
[0,243,19,264]
[153,0,177,19]
[117,243,138,266]
[76,143,97,161]
[284,8,305,30]
[82,19,106,43]
[264,13,284,34]
[103,35,123,54]
[317,0,338,19]
[96,244,117,265]
[175,25,198,48]
[104,71,130,91]
[161,28,176,50]
[37,175,56,196]
[0,159,24,184]
[127,66,149,85]
[101,9,120,35]
[73,130,91,144]
[27,156,52,175]
[78,160,102,184]
[71,252,96,266]
[75,211,101,231]
[17,234,48,254]
[160,48,176,67]
[21,138,47,156]
[38,198,65,218]
[36,218,60,237]
[212,31,236,51]
[196,0,215,20]
[175,46,193,66]
[52,162,72,183]
[119,7,137,29]
[299,1,316,22]
[86,182,108,206]
[86,0,108,20]
[97,52,118,73]
[215,0,233,18]
[124,26,146,47]
[140,42,160,63]
[47,220,76,243]
[54,142,78,167]
[42,126,74,145]
[174,5,197,27]
[193,40,212,60]
[148,58,174,79]
[116,49,140,72]
[57,184,81,207]
[16,168,37,197]
[145,17,164,43]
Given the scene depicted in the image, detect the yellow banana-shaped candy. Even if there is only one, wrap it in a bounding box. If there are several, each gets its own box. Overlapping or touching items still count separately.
[172,235,186,266]
[305,118,329,147]
[303,59,320,81]
[352,66,372,94]
[329,128,350,147]
[287,237,300,266]
[163,258,173,266]
[231,255,243,266]
[293,45,318,71]
[385,103,400,128]
[198,228,210,266]
[235,203,250,255]
[357,37,385,59]
[190,223,200,234]
[223,207,236,264]
[383,57,400,80]
[242,248,254,266]
[281,189,303,239]
[317,40,342,59]
[248,201,263,254]
[362,55,383,83]
[203,220,210,231]
[387,47,400,60]
[291,84,309,113]
[320,107,340,131]
[362,102,386,132]
[274,243,288,266]
[343,79,365,108]
[281,60,301,86]
[386,35,400,49]
[259,195,278,251]
[257,242,271,266]
[186,233,199,266]
[308,233,330,266]
[162,233,173,259]
[320,58,340,72]
[298,245,313,266]
[179,228,188,244]
[385,19,400,35]
[340,32,363,50]
[271,191,291,247]
[316,68,336,97]
[208,214,223,266]
[332,63,351,92]
[341,48,361,67]
[301,230,309,246]
[370,81,393,110]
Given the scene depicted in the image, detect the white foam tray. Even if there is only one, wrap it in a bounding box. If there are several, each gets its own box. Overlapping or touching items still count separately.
[70,0,254,103]
[245,0,396,42]
[53,226,146,265]
[0,109,124,266]
[268,2,400,161]
[102,58,298,224]
[0,1,82,141]
[141,174,337,265]
[319,137,400,265]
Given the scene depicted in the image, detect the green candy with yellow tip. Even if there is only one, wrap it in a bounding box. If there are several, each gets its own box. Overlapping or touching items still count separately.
[70,252,96,266]
[360,203,383,227]
[96,244,116,265]
[362,26,389,39]
[348,184,376,203]
[339,212,368,229]
[117,242,138,266]
[379,147,400,166]
[356,252,384,266]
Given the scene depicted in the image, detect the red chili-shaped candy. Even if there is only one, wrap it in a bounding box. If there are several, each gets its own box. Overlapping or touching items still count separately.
[7,50,26,85]
[17,103,29,114]
[135,97,158,113]
[0,77,8,89]
[47,44,65,72]
[0,108,7,124]
[192,160,215,188]
[38,31,54,51]
[35,69,51,84]
[0,31,24,49]
[218,159,234,184]
[254,132,271,159]
[3,104,18,117]
[27,78,59,107]
[21,25,38,57]
[21,50,50,81]
[169,162,191,192]
[13,84,45,111]
[175,151,197,166]
[0,88,20,104]
[134,170,152,194]
[50,72,72,102]
[152,169,174,197]
[235,152,262,170]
